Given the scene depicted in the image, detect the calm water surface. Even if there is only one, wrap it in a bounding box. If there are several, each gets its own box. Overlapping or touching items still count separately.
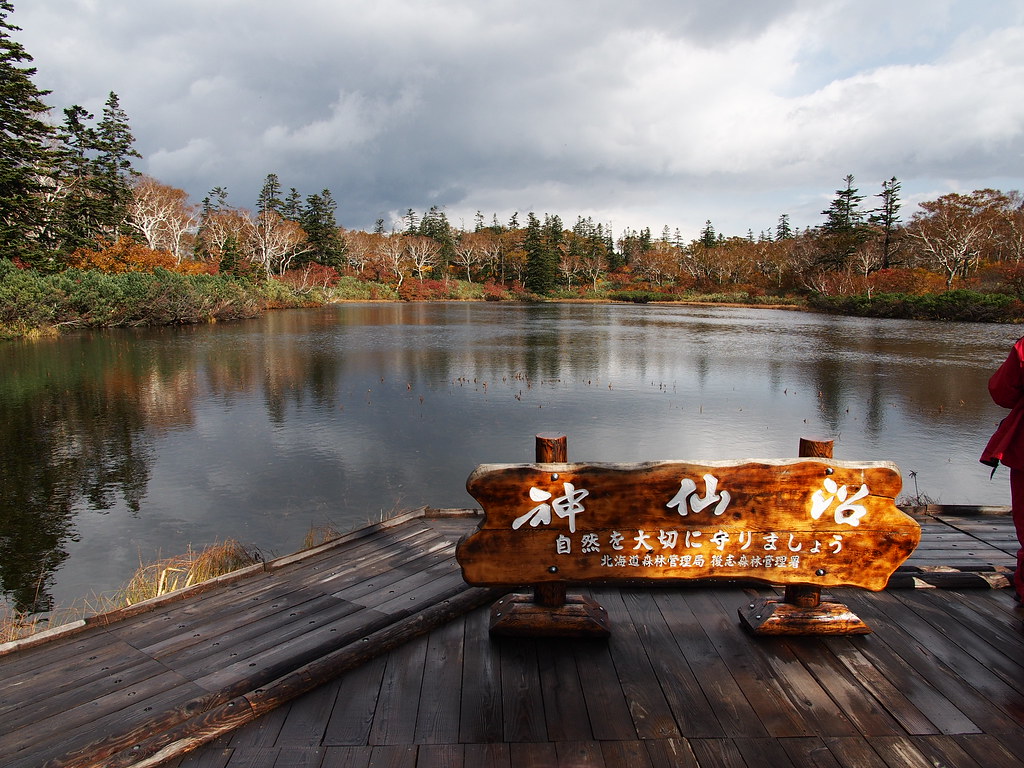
[0,302,1018,613]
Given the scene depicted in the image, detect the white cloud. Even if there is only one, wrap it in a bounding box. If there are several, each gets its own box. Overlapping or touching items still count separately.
[10,0,1024,238]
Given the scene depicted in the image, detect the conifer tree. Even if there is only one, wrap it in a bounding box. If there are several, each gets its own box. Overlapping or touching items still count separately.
[524,212,561,294]
[257,173,283,215]
[54,93,141,253]
[301,189,346,269]
[92,92,140,226]
[700,220,717,248]
[0,0,55,264]
[775,214,793,240]
[818,174,870,269]
[870,176,902,269]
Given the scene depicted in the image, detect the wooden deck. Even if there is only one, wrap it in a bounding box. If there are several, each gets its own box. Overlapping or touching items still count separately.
[1,507,1021,768]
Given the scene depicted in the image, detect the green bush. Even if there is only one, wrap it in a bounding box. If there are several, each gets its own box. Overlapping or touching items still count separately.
[0,263,321,337]
[809,290,1023,322]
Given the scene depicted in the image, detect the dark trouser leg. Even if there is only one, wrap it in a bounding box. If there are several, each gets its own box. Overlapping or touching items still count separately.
[1010,468,1024,598]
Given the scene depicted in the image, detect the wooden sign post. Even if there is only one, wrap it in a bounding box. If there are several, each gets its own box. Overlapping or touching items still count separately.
[456,435,921,637]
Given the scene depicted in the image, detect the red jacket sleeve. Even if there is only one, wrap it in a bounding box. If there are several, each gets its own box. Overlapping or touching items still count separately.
[989,340,1024,409]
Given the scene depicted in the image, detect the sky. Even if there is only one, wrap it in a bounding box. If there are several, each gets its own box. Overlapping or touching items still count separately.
[11,0,1024,240]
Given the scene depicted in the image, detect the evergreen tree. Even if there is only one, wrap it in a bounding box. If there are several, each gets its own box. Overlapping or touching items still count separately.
[301,189,346,269]
[403,208,418,234]
[0,0,55,264]
[821,174,866,234]
[92,92,140,225]
[281,187,303,221]
[700,220,717,248]
[257,173,283,215]
[418,204,454,276]
[818,174,870,269]
[54,92,140,253]
[524,212,557,293]
[870,176,902,269]
[775,214,793,240]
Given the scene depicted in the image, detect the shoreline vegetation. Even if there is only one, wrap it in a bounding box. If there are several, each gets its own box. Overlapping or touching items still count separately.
[3,261,1022,342]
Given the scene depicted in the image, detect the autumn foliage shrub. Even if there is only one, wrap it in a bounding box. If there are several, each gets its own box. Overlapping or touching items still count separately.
[397,278,485,301]
[866,268,945,295]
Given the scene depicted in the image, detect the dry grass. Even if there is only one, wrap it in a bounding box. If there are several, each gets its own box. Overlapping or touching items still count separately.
[1,539,261,644]
[114,539,260,606]
[302,524,343,550]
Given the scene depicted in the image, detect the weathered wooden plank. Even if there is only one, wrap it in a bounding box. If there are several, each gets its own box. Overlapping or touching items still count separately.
[683,589,812,737]
[618,588,724,738]
[192,605,390,694]
[137,591,359,663]
[460,459,918,590]
[776,736,844,768]
[0,634,154,717]
[4,678,223,768]
[458,606,504,744]
[733,737,799,768]
[272,677,339,748]
[641,738,699,768]
[595,589,681,740]
[708,590,862,737]
[0,661,204,756]
[865,735,953,768]
[222,698,288,749]
[508,742,559,767]
[367,632,428,746]
[333,539,463,604]
[462,743,511,768]
[318,746,372,768]
[650,589,768,738]
[497,636,547,742]
[953,734,1024,767]
[780,637,906,737]
[598,740,655,768]
[360,565,469,617]
[821,637,942,736]
[323,529,465,600]
[568,613,638,741]
[894,588,1024,689]
[870,590,1024,725]
[176,597,366,684]
[366,744,417,768]
[170,746,233,768]
[817,735,890,768]
[840,589,1016,734]
[536,637,592,742]
[416,743,464,768]
[412,617,465,745]
[687,737,749,768]
[909,735,985,768]
[321,653,388,746]
[554,741,606,767]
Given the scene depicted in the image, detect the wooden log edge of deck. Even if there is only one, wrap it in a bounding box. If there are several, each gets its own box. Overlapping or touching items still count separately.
[0,506,484,659]
[74,585,505,768]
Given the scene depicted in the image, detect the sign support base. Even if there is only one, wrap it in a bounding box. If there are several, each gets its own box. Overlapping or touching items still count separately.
[738,596,871,635]
[489,592,611,638]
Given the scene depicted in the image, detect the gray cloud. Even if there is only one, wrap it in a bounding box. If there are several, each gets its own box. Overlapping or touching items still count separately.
[13,0,1024,238]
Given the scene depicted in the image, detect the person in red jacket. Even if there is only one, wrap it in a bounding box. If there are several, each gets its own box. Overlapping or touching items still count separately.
[981,336,1024,601]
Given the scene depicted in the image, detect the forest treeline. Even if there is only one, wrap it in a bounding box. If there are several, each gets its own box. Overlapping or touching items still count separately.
[3,0,1024,338]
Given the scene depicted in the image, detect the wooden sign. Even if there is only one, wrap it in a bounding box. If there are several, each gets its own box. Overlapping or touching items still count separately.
[457,459,920,592]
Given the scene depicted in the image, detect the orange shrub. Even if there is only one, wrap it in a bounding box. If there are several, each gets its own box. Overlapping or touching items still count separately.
[68,237,177,273]
[867,268,945,295]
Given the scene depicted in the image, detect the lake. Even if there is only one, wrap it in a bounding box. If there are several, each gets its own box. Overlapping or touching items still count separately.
[0,302,1018,614]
